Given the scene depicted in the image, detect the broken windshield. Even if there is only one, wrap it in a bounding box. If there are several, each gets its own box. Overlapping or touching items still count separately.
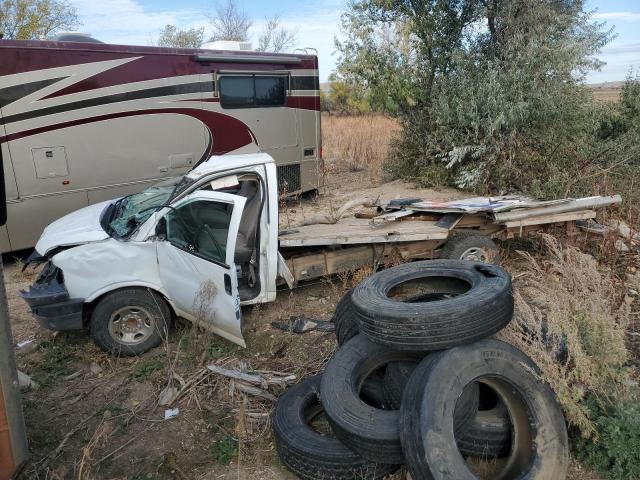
[108,176,194,238]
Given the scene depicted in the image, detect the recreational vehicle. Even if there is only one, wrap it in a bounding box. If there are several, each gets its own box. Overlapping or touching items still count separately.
[0,39,321,252]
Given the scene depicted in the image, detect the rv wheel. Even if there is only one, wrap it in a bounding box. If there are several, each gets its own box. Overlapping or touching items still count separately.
[90,288,171,356]
[440,233,500,264]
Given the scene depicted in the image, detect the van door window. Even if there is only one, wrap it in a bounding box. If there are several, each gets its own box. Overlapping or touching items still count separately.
[165,200,232,266]
[220,75,286,108]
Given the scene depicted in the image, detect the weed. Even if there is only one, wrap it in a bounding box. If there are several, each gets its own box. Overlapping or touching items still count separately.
[501,234,632,436]
[33,338,78,386]
[133,354,165,380]
[576,398,640,480]
[206,339,241,361]
[212,436,238,465]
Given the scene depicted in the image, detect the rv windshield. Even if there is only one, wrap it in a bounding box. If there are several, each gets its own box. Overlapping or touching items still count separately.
[108,176,194,238]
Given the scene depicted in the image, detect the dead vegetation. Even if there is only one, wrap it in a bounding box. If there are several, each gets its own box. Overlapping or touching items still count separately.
[322,114,400,184]
[501,234,634,436]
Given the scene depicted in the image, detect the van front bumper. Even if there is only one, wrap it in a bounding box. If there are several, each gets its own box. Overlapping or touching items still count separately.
[20,262,84,331]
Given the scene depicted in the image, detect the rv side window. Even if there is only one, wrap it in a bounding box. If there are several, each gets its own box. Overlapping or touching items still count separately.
[255,77,286,106]
[220,75,286,108]
[219,76,254,107]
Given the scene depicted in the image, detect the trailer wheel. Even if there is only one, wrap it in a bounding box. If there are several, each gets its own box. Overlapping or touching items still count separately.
[90,288,171,356]
[440,233,500,264]
[400,339,568,480]
[274,375,399,480]
[333,289,359,345]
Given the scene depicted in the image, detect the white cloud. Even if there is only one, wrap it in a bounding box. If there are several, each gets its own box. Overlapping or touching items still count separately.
[588,42,640,83]
[69,0,342,80]
[70,0,207,46]
[593,11,640,22]
[251,10,343,80]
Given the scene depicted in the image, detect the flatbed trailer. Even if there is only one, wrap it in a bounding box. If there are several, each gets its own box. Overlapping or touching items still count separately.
[278,195,620,285]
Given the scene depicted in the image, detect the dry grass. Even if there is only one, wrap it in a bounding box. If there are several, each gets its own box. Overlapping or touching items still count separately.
[501,234,633,436]
[322,114,400,184]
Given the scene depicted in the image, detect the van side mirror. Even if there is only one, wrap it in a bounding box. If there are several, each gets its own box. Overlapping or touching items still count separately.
[155,217,167,240]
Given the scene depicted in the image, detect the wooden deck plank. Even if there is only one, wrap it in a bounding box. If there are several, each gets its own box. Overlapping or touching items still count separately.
[279,218,450,247]
[501,209,596,228]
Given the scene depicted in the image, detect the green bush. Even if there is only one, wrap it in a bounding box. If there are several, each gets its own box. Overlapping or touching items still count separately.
[576,399,640,480]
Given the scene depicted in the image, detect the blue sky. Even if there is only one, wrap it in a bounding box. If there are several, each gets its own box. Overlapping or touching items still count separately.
[69,0,639,83]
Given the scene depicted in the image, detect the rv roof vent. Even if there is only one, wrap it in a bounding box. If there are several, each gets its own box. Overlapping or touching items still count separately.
[52,32,103,43]
[201,40,253,51]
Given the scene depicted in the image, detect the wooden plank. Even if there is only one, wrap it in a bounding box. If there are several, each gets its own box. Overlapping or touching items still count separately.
[370,209,416,225]
[435,213,464,229]
[279,218,450,247]
[501,210,596,228]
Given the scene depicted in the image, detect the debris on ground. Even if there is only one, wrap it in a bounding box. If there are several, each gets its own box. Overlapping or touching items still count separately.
[271,315,335,334]
[206,363,296,402]
[17,370,37,390]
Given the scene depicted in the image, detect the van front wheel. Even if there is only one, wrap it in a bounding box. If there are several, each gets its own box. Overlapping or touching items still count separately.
[90,288,171,356]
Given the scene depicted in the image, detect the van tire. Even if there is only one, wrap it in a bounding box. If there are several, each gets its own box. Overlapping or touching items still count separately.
[90,288,171,356]
[274,375,399,480]
[352,260,513,351]
[440,233,500,264]
[333,289,359,345]
[320,335,476,464]
[399,339,568,480]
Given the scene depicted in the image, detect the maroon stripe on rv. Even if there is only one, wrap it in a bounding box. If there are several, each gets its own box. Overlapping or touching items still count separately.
[188,96,319,110]
[0,40,317,77]
[0,108,255,154]
[286,96,320,111]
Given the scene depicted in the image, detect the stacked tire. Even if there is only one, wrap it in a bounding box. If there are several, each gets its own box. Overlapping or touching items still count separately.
[274,260,569,480]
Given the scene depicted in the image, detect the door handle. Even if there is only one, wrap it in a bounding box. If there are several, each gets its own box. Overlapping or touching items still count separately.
[224,273,232,295]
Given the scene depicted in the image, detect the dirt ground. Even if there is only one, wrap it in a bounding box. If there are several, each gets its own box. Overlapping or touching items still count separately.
[8,166,603,479]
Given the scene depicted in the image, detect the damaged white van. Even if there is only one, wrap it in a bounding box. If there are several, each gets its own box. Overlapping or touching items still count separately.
[21,153,278,355]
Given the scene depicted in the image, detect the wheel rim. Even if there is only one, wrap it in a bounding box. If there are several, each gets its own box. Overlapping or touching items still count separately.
[108,306,155,345]
[460,246,490,262]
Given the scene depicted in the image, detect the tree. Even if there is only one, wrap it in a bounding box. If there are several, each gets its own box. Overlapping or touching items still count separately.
[0,0,79,39]
[336,0,616,197]
[157,24,205,48]
[256,15,296,53]
[208,0,251,42]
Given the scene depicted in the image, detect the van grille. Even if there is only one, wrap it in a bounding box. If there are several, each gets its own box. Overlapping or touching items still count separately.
[277,163,301,194]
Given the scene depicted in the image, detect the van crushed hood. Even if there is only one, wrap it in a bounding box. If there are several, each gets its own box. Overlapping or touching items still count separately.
[35,200,113,255]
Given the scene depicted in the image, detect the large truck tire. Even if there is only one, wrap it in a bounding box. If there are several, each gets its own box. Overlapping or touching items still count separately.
[352,260,513,351]
[382,361,418,409]
[273,375,398,480]
[400,339,568,480]
[333,289,359,346]
[320,335,477,464]
[457,400,512,458]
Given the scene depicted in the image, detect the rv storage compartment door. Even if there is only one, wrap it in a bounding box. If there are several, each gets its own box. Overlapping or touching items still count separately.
[155,190,247,346]
[32,147,69,179]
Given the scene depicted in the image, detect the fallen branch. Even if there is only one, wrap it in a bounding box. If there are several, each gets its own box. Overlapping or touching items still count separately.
[231,381,277,402]
[206,364,295,389]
